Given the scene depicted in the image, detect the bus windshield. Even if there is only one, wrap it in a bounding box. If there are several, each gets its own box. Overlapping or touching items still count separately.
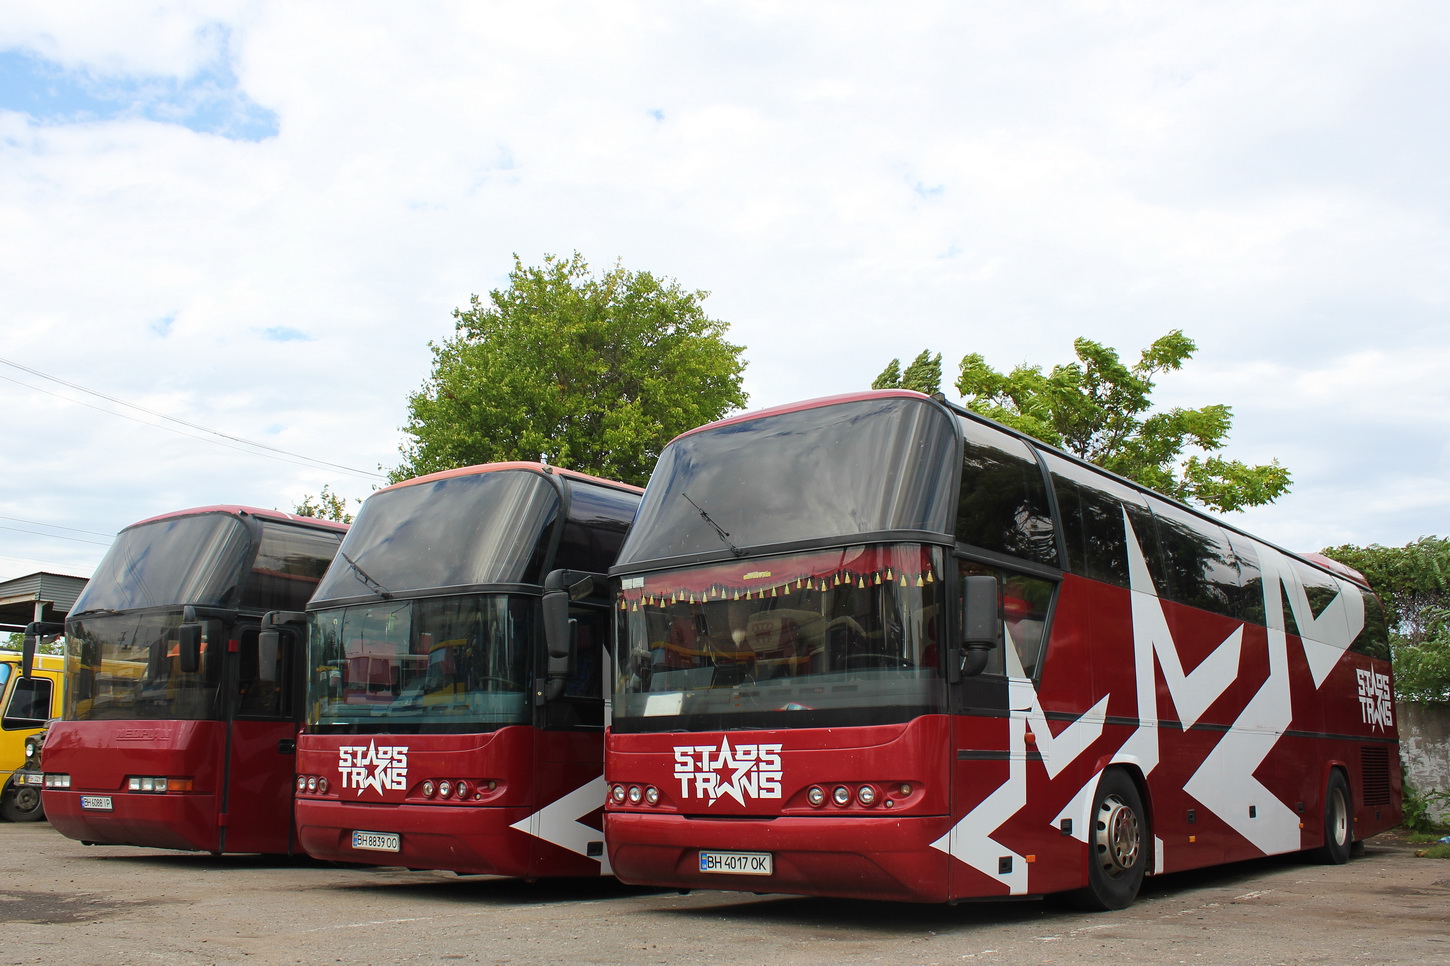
[307,595,534,733]
[73,514,253,614]
[615,397,958,565]
[65,612,218,721]
[310,470,559,603]
[613,544,947,732]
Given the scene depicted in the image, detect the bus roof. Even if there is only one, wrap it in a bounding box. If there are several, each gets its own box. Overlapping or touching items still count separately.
[125,506,349,533]
[660,390,1371,593]
[379,461,643,496]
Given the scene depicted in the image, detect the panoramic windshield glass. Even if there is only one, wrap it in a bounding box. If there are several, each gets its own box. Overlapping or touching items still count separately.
[614,544,946,731]
[310,470,558,603]
[616,396,958,566]
[72,514,253,614]
[307,595,534,733]
[65,613,222,721]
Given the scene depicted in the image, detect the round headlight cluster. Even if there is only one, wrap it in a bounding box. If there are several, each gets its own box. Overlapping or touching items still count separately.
[609,783,663,807]
[295,774,330,795]
[420,778,481,800]
[806,783,892,808]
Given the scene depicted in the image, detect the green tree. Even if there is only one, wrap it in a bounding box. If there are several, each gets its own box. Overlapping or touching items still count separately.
[872,350,942,395]
[395,253,748,487]
[292,485,357,524]
[2,631,64,655]
[1321,537,1450,702]
[944,329,1289,512]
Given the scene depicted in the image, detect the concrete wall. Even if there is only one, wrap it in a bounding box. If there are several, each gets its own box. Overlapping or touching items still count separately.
[1398,701,1450,824]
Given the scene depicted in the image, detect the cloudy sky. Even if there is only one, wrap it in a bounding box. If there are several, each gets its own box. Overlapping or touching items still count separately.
[2,1,1447,586]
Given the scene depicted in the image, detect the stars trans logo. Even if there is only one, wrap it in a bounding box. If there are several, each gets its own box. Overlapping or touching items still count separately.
[1356,668,1393,730]
[672,737,782,805]
[337,743,409,796]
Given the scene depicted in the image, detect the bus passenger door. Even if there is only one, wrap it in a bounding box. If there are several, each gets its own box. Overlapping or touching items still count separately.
[222,624,301,855]
[530,601,609,877]
[944,560,1018,898]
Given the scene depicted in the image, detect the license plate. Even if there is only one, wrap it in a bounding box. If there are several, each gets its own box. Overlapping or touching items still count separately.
[699,850,772,875]
[80,796,113,811]
[19,773,42,786]
[351,830,401,852]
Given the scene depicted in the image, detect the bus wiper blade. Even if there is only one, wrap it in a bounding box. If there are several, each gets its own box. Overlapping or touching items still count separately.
[340,551,394,600]
[71,608,121,618]
[683,492,744,558]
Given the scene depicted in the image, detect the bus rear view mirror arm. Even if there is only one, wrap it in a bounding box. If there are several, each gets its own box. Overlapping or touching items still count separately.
[21,621,64,678]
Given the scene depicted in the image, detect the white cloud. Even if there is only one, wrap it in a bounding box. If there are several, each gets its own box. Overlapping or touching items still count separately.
[2,0,1448,581]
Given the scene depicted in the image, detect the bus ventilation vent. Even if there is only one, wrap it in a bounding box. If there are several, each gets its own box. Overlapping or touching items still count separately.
[1360,746,1391,806]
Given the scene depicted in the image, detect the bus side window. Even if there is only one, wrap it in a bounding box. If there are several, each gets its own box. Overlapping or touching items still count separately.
[957,560,1054,679]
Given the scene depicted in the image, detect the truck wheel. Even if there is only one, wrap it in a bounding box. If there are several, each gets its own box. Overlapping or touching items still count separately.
[1313,770,1352,865]
[1066,769,1147,911]
[1,784,45,822]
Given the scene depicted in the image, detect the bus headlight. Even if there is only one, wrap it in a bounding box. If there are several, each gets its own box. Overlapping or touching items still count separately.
[807,786,826,807]
[832,785,851,806]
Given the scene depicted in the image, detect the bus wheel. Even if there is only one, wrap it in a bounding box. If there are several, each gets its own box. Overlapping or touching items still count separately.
[1313,770,1353,865]
[1,784,45,823]
[1067,769,1147,911]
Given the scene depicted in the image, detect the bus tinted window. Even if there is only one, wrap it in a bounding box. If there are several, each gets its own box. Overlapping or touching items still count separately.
[955,418,1058,566]
[73,514,252,613]
[241,522,343,612]
[1046,454,1154,588]
[1355,590,1391,659]
[1227,532,1266,625]
[1150,501,1238,617]
[312,470,560,602]
[555,482,638,575]
[1292,559,1345,622]
[616,397,958,565]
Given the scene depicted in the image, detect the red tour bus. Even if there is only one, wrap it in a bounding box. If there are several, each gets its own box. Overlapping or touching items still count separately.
[36,506,347,854]
[288,462,641,877]
[605,391,1400,909]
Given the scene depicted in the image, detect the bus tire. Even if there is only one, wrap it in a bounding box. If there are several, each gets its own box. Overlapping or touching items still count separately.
[1313,770,1353,865]
[0,783,45,823]
[1067,769,1147,911]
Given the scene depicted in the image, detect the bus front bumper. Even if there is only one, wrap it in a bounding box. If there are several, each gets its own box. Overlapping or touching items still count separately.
[295,798,603,878]
[606,810,955,903]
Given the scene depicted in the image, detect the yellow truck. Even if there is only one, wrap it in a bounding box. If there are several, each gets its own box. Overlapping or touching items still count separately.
[0,651,64,821]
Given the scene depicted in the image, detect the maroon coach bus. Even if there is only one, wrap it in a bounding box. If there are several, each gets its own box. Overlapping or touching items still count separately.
[604,391,1399,909]
[39,506,346,854]
[289,463,641,878]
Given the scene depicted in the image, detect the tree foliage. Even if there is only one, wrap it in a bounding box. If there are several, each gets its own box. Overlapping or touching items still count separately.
[395,253,748,488]
[2,631,64,655]
[877,330,1289,512]
[292,485,357,524]
[872,350,942,395]
[1321,537,1450,702]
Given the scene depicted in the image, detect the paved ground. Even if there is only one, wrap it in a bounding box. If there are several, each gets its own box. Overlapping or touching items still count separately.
[1,822,1447,966]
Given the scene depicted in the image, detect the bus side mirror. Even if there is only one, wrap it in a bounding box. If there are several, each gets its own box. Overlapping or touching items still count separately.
[541,569,598,703]
[257,611,307,685]
[258,629,281,683]
[956,575,1002,679]
[177,623,204,674]
[21,621,63,678]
